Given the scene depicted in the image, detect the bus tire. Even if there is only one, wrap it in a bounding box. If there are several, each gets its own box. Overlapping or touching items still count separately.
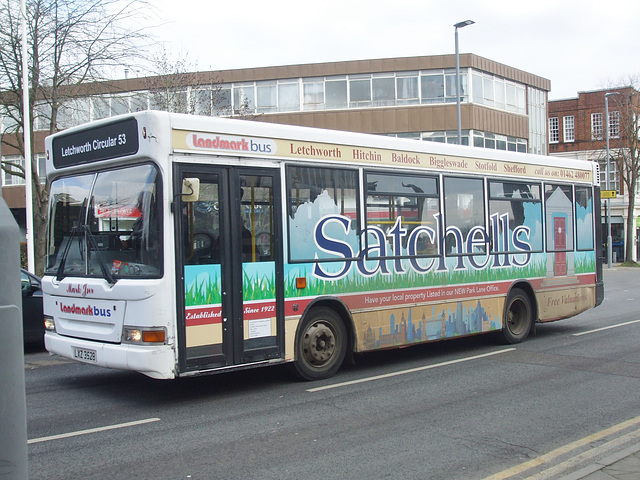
[291,307,347,381]
[501,288,533,344]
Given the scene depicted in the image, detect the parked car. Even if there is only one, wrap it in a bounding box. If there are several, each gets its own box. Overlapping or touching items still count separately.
[21,268,44,346]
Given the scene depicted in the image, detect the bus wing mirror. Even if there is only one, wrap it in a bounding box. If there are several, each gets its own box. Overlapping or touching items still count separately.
[182,178,200,202]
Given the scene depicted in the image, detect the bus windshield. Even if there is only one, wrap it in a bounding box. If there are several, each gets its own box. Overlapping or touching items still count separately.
[45,164,163,280]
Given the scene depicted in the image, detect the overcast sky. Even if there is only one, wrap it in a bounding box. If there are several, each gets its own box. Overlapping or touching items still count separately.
[151,0,639,100]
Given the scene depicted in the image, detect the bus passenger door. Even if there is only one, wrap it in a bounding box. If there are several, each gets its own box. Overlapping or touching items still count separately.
[231,171,283,365]
[175,165,283,373]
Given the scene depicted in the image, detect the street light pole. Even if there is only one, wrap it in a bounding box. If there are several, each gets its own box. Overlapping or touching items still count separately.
[21,0,34,274]
[605,91,619,268]
[454,20,474,145]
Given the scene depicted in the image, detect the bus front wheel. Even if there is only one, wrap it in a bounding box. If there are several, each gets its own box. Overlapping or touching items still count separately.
[291,307,347,381]
[501,288,533,344]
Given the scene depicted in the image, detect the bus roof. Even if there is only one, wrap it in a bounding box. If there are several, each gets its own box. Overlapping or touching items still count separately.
[45,110,598,185]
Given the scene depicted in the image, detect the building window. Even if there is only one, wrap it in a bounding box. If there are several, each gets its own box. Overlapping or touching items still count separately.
[1,106,19,134]
[528,86,547,155]
[549,117,559,143]
[215,87,232,115]
[1,155,24,185]
[37,153,46,183]
[600,158,620,192]
[591,113,603,140]
[34,101,52,131]
[419,130,469,146]
[111,94,130,116]
[609,111,620,139]
[256,81,277,113]
[0,154,46,185]
[414,130,526,151]
[324,77,346,109]
[472,72,495,107]
[10,66,534,134]
[233,84,255,114]
[372,75,395,106]
[445,69,466,103]
[563,116,575,142]
[421,131,446,143]
[419,70,467,105]
[92,96,111,120]
[130,92,149,113]
[193,89,212,116]
[57,97,90,129]
[349,74,372,107]
[397,72,419,105]
[474,75,527,115]
[421,73,445,104]
[302,78,324,110]
[278,80,301,112]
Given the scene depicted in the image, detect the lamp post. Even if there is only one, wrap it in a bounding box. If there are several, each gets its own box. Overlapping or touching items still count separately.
[605,91,619,268]
[21,0,34,274]
[454,20,474,145]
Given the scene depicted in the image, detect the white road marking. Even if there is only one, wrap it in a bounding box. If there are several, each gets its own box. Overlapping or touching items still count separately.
[28,418,161,445]
[572,319,640,336]
[307,348,516,392]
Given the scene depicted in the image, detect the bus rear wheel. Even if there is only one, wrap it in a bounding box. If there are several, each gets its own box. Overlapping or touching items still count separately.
[291,307,347,381]
[501,288,533,344]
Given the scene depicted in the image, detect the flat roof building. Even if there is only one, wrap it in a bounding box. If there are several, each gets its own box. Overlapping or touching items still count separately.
[2,53,551,234]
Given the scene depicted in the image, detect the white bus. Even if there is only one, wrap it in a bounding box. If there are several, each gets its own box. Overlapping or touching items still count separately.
[42,111,603,380]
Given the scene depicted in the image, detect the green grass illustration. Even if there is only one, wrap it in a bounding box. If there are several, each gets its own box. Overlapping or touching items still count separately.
[284,258,549,298]
[185,274,222,306]
[185,252,595,306]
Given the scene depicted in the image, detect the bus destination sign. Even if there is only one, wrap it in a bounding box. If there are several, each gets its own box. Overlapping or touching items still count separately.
[52,117,139,168]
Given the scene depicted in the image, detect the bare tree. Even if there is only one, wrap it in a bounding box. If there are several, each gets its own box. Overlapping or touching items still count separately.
[608,83,640,264]
[145,47,261,120]
[0,0,152,274]
[145,48,233,117]
[145,49,198,114]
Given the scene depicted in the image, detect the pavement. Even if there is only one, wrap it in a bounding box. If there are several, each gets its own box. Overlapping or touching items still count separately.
[560,443,640,480]
[563,264,640,480]
[563,266,640,480]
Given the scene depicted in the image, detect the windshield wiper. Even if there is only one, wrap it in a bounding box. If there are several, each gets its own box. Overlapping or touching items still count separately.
[84,225,117,286]
[54,198,116,286]
[56,199,87,282]
[56,226,80,282]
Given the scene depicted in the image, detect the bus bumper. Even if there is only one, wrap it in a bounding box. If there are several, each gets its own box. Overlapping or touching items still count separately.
[44,332,177,380]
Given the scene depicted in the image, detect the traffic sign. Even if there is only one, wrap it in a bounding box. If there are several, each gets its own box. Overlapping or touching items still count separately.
[601,190,617,199]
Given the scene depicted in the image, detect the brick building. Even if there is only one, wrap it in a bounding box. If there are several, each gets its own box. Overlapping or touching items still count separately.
[548,87,640,262]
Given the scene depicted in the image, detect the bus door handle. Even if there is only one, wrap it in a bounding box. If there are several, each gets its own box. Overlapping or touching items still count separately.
[222,291,227,327]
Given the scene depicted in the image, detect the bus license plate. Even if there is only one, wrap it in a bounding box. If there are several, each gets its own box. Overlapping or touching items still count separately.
[73,347,97,363]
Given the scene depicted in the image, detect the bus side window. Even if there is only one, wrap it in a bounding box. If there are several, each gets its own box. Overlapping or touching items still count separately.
[183,178,221,266]
[239,178,274,263]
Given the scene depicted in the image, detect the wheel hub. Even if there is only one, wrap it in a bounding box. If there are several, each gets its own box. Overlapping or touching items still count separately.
[303,322,336,365]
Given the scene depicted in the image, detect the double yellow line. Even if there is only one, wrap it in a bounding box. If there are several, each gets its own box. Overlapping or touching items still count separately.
[483,415,640,479]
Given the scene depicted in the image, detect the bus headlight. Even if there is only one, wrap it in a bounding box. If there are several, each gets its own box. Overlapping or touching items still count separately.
[122,327,166,344]
[44,315,56,331]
